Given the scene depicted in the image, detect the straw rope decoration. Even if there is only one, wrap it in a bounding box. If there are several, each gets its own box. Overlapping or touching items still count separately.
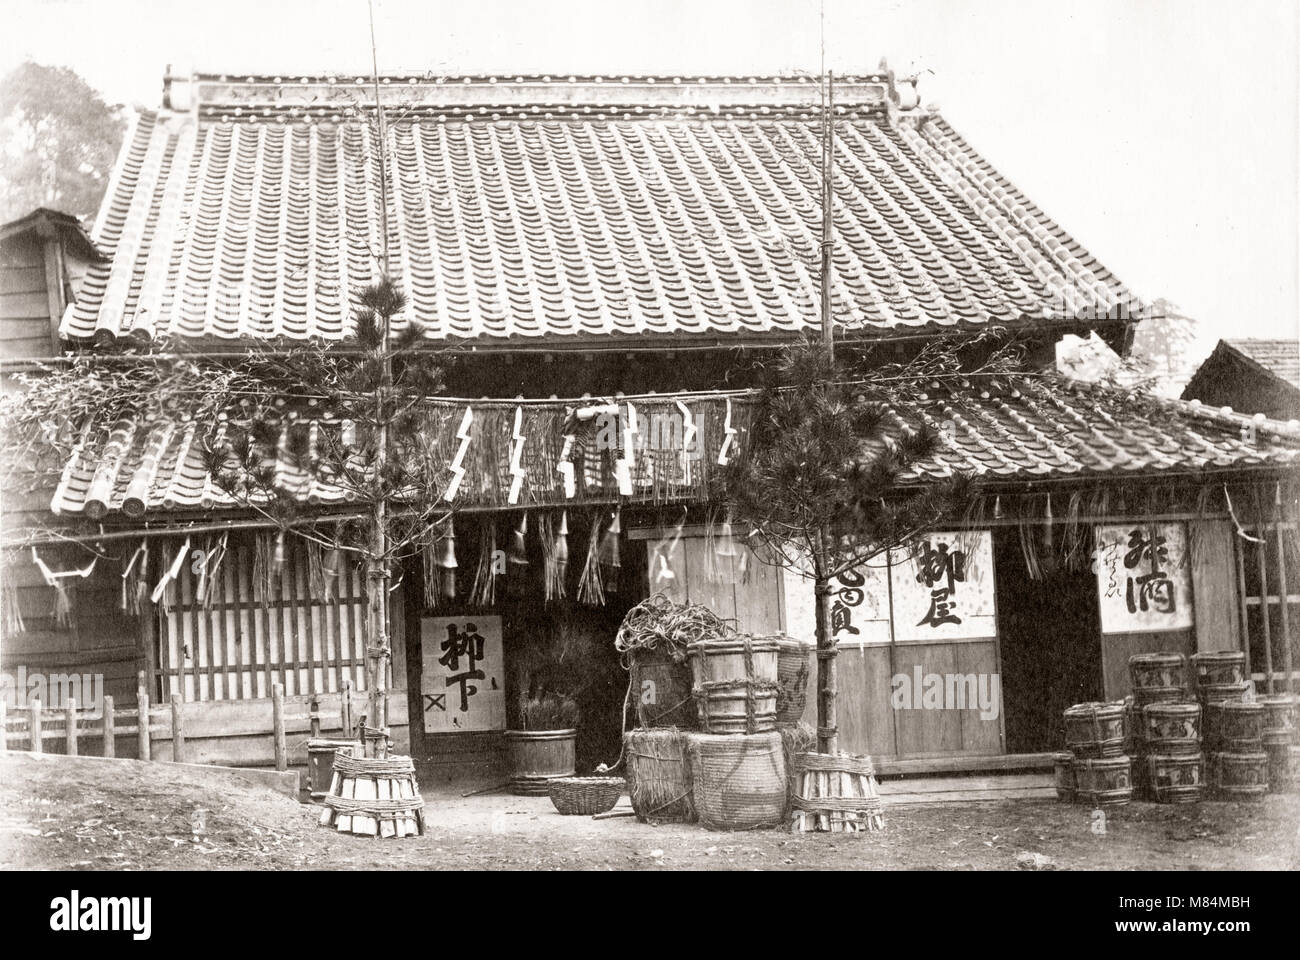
[614,593,735,667]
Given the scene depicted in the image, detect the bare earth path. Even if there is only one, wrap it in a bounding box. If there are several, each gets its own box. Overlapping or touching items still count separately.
[1,753,1297,870]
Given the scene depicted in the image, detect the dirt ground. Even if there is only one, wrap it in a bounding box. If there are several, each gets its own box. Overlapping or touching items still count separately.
[1,752,1297,870]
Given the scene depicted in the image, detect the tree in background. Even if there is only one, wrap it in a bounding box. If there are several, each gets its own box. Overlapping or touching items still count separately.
[0,62,126,222]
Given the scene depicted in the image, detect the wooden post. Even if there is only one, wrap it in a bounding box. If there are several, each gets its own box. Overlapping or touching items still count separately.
[0,698,7,753]
[29,699,41,753]
[170,693,185,763]
[102,695,115,758]
[136,678,151,761]
[813,572,837,754]
[1274,497,1293,693]
[65,698,77,756]
[341,679,353,736]
[309,694,321,740]
[272,682,287,772]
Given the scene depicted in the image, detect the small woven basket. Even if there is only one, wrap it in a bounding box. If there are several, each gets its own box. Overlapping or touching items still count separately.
[547,776,624,816]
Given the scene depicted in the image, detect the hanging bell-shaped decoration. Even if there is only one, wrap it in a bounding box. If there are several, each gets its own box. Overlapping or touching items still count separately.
[437,519,458,569]
[508,512,529,567]
[599,508,621,591]
[554,510,570,569]
[993,495,1004,520]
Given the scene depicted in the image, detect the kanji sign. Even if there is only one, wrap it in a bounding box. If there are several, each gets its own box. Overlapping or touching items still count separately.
[421,615,506,732]
[1094,523,1193,633]
[830,560,891,645]
[890,531,996,642]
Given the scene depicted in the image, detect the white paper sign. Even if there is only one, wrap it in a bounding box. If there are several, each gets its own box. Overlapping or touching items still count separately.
[421,615,506,732]
[829,560,892,646]
[890,531,996,642]
[1094,523,1193,633]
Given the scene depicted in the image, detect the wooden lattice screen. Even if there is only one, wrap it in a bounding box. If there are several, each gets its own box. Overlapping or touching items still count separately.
[1240,519,1299,693]
[158,535,368,702]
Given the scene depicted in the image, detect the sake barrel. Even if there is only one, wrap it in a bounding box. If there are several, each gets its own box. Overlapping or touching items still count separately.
[688,635,779,734]
[1216,701,1265,752]
[1139,702,1201,756]
[1198,681,1250,705]
[1072,755,1133,806]
[1129,653,1188,695]
[504,729,577,796]
[1146,753,1204,804]
[1063,702,1126,758]
[1263,732,1292,793]
[1052,753,1076,802]
[769,636,812,724]
[1258,694,1298,740]
[1191,650,1247,688]
[1211,751,1268,799]
[629,647,696,729]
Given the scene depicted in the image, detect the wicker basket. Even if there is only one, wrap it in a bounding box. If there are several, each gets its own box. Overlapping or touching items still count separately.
[547,776,624,816]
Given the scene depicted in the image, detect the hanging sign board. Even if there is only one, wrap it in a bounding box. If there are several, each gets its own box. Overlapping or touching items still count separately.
[890,531,996,642]
[1094,523,1194,633]
[421,615,506,733]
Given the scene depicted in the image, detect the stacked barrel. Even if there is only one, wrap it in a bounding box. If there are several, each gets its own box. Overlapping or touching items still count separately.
[1258,695,1298,792]
[683,635,787,829]
[1058,701,1132,806]
[1130,653,1205,803]
[1194,652,1268,799]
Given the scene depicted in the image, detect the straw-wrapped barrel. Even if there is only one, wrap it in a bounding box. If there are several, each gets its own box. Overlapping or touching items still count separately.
[686,731,786,830]
[623,729,695,823]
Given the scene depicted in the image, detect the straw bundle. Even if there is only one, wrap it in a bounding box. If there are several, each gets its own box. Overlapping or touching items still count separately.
[624,729,695,823]
[778,721,817,818]
[686,731,787,831]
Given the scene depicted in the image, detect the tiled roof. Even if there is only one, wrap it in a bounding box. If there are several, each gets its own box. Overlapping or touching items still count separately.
[1225,339,1300,390]
[48,379,1300,519]
[62,73,1139,346]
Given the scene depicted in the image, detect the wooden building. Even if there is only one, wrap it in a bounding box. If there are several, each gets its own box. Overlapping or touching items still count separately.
[1182,338,1300,422]
[4,71,1300,777]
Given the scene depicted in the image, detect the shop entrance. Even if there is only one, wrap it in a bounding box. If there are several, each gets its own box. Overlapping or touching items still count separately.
[994,528,1104,754]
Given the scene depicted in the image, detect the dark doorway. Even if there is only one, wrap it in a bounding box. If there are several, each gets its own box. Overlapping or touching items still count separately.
[994,528,1104,753]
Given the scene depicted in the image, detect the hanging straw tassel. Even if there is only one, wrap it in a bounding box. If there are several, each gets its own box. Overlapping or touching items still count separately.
[421,530,440,610]
[577,510,605,607]
[507,511,529,597]
[469,520,498,608]
[599,507,621,593]
[539,512,567,603]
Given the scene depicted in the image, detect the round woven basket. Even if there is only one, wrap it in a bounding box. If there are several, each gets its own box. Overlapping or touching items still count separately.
[547,776,624,816]
[686,730,787,831]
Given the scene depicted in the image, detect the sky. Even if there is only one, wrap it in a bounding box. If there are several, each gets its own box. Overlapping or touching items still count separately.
[3,0,1298,365]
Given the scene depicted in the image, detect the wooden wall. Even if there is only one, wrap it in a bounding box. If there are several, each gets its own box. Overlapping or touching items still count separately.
[0,233,58,363]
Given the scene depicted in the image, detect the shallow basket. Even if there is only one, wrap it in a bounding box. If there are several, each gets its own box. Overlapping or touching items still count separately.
[547,776,624,816]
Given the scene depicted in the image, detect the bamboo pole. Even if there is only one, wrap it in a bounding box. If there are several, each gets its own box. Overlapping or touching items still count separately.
[272,682,287,772]
[65,698,77,756]
[136,680,151,761]
[170,693,185,763]
[0,698,6,753]
[29,699,41,753]
[102,695,115,758]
